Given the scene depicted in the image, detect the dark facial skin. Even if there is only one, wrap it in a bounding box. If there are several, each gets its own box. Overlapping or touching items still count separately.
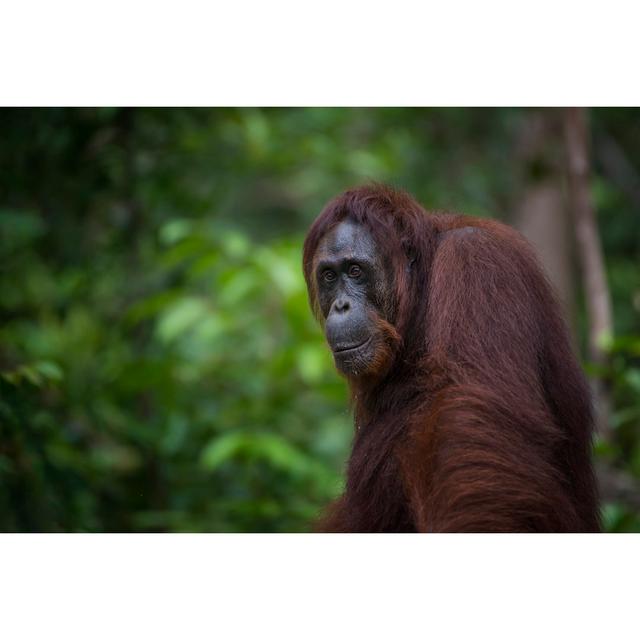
[314,220,393,376]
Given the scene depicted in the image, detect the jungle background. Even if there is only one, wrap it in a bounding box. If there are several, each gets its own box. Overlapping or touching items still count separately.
[0,107,638,533]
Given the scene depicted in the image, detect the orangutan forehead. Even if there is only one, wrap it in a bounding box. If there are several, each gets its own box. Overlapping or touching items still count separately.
[315,219,377,262]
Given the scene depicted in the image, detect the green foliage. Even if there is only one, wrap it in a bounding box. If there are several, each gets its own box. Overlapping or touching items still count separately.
[0,214,349,531]
[0,107,638,531]
[593,335,640,532]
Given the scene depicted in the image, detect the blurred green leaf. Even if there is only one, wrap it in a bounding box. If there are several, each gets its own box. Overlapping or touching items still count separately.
[156,297,210,343]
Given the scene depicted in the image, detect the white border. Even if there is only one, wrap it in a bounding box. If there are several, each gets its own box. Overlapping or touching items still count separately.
[1,1,639,105]
[0,534,637,639]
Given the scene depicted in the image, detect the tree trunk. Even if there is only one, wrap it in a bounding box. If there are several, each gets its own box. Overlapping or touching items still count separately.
[514,109,574,322]
[564,107,614,440]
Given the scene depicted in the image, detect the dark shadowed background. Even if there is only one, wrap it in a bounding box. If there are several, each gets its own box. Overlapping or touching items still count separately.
[1,107,638,532]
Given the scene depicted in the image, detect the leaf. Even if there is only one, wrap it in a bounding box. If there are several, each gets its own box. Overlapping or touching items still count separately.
[296,344,327,384]
[159,219,194,245]
[33,361,64,382]
[217,270,259,307]
[200,432,331,480]
[625,368,640,393]
[602,503,625,532]
[156,297,210,343]
[221,230,250,259]
[200,432,246,470]
[126,289,184,324]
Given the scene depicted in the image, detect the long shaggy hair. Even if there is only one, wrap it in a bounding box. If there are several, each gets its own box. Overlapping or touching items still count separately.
[303,184,600,533]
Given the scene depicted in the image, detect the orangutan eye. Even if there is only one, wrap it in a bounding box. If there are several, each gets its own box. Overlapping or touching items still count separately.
[322,269,337,283]
[348,264,362,278]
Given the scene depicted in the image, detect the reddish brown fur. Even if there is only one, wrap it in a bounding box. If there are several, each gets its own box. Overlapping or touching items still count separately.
[303,184,600,533]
